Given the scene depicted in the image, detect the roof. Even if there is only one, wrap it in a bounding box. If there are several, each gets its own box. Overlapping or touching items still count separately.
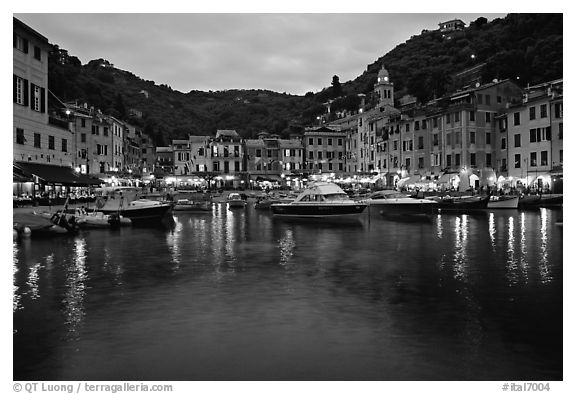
[245,139,266,147]
[14,162,102,186]
[279,140,303,149]
[215,129,240,138]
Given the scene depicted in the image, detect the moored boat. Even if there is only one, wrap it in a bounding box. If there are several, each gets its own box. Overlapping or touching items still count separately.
[270,182,366,220]
[487,195,519,209]
[365,190,438,217]
[95,187,173,225]
[227,192,247,208]
[428,194,490,213]
[13,212,74,237]
[173,199,212,212]
[518,193,563,209]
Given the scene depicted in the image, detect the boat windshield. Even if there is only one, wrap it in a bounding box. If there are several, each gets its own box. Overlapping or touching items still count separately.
[323,193,349,201]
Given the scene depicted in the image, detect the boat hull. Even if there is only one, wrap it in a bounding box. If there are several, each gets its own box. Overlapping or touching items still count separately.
[99,204,172,225]
[487,196,519,209]
[518,194,563,209]
[270,203,366,218]
[368,200,437,216]
[433,195,490,212]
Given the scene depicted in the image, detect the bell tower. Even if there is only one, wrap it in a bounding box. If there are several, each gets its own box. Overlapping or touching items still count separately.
[374,66,394,106]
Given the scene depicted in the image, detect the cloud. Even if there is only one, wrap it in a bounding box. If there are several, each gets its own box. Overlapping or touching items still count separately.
[15,13,507,95]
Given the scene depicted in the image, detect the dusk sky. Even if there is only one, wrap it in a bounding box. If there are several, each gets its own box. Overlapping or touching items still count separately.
[14,12,508,96]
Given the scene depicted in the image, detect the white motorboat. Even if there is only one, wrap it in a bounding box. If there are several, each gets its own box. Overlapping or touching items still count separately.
[487,195,519,209]
[95,187,173,225]
[270,182,366,219]
[365,190,438,217]
[227,192,247,208]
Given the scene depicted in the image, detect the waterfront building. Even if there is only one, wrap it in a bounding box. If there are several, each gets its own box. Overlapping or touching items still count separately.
[123,123,143,176]
[155,146,174,177]
[172,138,191,176]
[499,79,563,192]
[208,130,245,174]
[279,137,305,173]
[303,126,348,175]
[13,18,73,168]
[108,116,125,173]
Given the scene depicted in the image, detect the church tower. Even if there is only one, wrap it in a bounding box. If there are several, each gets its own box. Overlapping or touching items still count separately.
[374,66,394,106]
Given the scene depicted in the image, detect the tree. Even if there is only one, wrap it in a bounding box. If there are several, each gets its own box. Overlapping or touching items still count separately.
[114,93,126,119]
[331,75,343,98]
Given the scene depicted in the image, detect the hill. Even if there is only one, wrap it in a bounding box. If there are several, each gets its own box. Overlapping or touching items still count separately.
[47,13,562,144]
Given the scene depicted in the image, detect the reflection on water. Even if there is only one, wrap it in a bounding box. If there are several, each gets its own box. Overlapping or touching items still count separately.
[13,206,563,381]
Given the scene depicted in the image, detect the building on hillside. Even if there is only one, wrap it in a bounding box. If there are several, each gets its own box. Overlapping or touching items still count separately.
[439,19,466,33]
[155,146,174,177]
[123,123,143,176]
[172,139,191,176]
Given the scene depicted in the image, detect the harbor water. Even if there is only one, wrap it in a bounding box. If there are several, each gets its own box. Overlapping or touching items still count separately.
[13,204,563,380]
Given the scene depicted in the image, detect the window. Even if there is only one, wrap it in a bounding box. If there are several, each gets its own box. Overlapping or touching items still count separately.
[501,138,507,150]
[530,129,538,143]
[560,150,563,163]
[103,127,109,137]
[447,154,452,167]
[308,138,313,145]
[318,151,323,160]
[317,138,322,145]
[485,95,491,105]
[497,96,502,103]
[337,138,343,146]
[327,138,333,146]
[30,84,45,112]
[540,104,547,118]
[418,157,424,169]
[405,123,410,132]
[470,132,476,144]
[34,46,41,60]
[446,113,451,124]
[446,133,452,146]
[433,117,438,128]
[13,75,28,105]
[48,136,55,150]
[554,103,563,119]
[477,94,483,104]
[530,152,537,167]
[34,133,41,148]
[14,34,28,53]
[81,119,86,128]
[454,112,460,123]
[513,112,520,126]
[514,134,521,148]
[514,154,521,168]
[541,151,548,166]
[418,136,424,150]
[486,132,491,145]
[16,128,25,144]
[393,140,398,151]
[415,121,420,130]
[62,139,68,153]
[469,111,475,122]
[455,154,461,166]
[486,153,492,167]
[433,133,439,146]
[485,112,491,123]
[455,133,461,145]
[529,106,536,120]
[559,123,563,139]
[470,153,476,166]
[421,120,427,129]
[308,151,314,159]
[255,149,261,157]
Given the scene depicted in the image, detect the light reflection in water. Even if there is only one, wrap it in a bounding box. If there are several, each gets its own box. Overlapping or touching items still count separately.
[63,238,88,338]
[539,209,551,283]
[26,262,42,300]
[488,213,496,251]
[279,228,295,267]
[436,214,443,238]
[452,215,469,281]
[506,216,518,285]
[166,216,183,269]
[13,242,21,311]
[519,213,528,282]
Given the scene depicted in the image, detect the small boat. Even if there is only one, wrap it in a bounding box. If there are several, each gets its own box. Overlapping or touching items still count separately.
[270,182,367,220]
[227,193,247,208]
[487,195,519,209]
[365,190,438,217]
[254,194,295,210]
[518,193,563,209]
[13,212,74,237]
[173,199,212,212]
[95,187,173,225]
[428,194,490,213]
[62,207,131,228]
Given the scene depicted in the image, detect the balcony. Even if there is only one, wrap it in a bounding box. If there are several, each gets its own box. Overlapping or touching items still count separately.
[48,116,70,130]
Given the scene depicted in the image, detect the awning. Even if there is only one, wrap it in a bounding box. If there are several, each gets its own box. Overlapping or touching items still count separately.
[14,162,102,186]
[250,174,283,182]
[397,175,422,188]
